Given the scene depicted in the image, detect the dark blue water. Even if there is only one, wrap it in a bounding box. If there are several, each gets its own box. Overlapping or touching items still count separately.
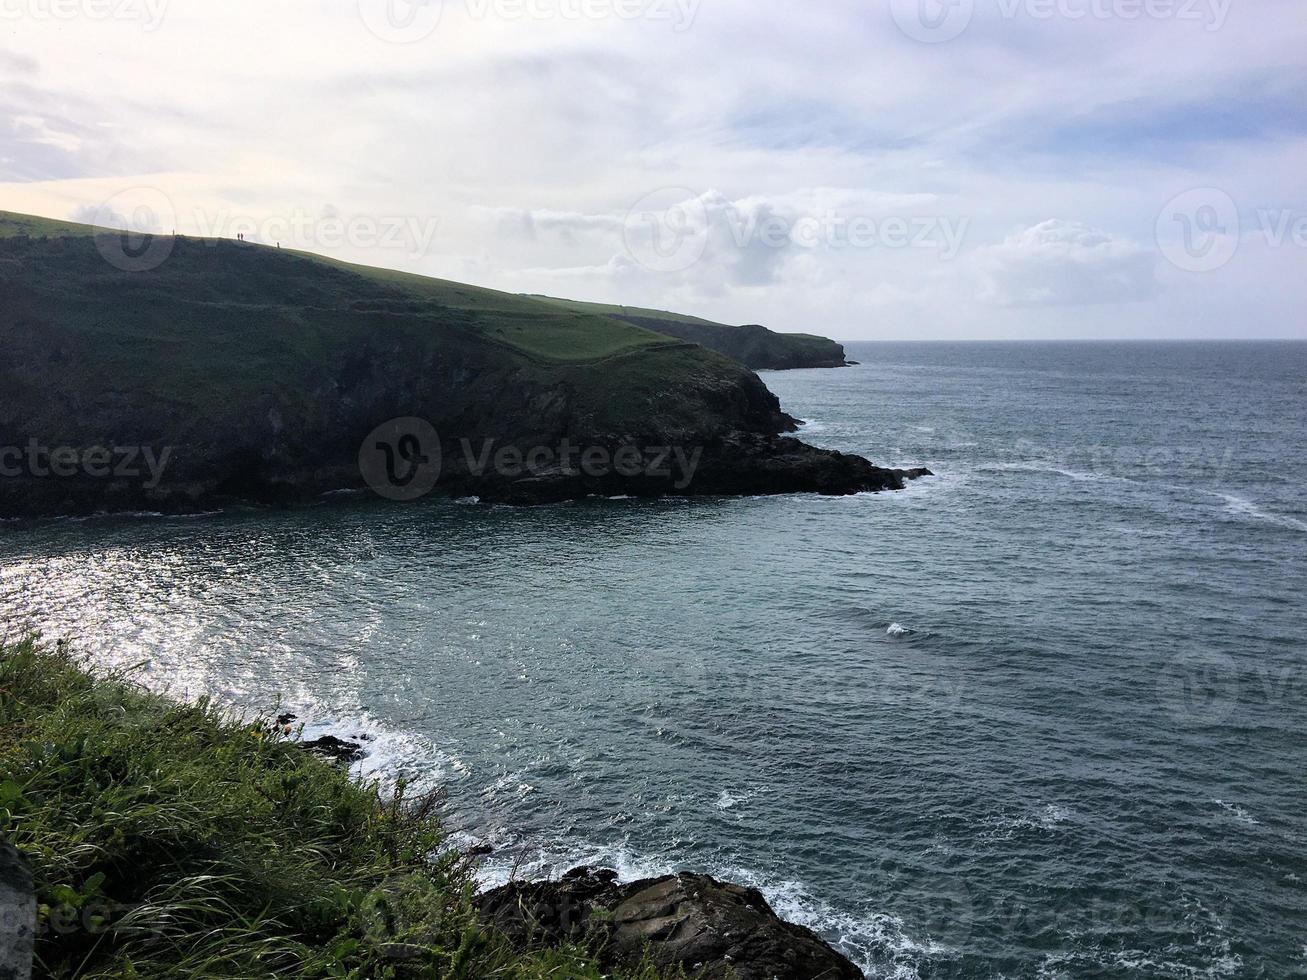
[3,342,1305,978]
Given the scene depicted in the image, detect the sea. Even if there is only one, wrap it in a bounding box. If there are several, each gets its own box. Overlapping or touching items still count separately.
[3,341,1305,979]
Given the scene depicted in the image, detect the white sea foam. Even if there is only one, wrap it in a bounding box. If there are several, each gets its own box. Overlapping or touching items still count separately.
[979,462,1135,486]
[981,804,1073,840]
[1212,799,1260,827]
[58,510,166,522]
[43,508,226,524]
[1037,940,1243,979]
[1039,804,1072,829]
[1214,493,1307,532]
[291,712,456,792]
[887,623,912,637]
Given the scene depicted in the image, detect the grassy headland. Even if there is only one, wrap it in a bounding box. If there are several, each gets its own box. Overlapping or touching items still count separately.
[0,208,926,516]
[0,636,663,979]
[528,297,850,371]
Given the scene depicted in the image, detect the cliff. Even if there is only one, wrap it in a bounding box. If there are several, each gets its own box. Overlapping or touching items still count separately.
[0,212,924,518]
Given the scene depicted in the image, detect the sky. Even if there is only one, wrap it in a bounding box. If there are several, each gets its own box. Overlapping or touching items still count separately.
[2,0,1305,340]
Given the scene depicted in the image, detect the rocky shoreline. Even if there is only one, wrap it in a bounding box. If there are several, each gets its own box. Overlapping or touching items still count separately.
[294,729,867,978]
[0,436,931,520]
[480,867,863,980]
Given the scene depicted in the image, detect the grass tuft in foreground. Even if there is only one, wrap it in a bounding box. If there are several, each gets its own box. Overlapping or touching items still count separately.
[0,637,662,979]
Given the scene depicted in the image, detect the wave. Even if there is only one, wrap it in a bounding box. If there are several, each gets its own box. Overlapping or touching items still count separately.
[41,508,226,524]
[290,712,458,791]
[1213,493,1307,533]
[1212,799,1260,827]
[980,464,1307,534]
[887,623,913,637]
[977,461,1141,486]
[980,804,1074,841]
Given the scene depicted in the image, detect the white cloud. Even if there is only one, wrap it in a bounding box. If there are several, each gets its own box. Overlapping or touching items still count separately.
[1,0,1305,337]
[12,114,82,153]
[978,220,1160,307]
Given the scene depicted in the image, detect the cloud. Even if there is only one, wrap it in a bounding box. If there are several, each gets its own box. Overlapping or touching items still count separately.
[2,0,1304,337]
[0,51,39,76]
[979,220,1160,308]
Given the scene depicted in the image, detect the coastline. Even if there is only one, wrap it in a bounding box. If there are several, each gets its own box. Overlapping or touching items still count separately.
[0,638,867,979]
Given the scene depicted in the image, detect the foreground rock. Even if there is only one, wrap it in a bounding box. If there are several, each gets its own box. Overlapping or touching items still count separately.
[0,837,35,980]
[478,867,863,980]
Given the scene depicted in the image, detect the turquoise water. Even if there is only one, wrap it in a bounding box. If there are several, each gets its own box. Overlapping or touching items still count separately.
[3,341,1305,978]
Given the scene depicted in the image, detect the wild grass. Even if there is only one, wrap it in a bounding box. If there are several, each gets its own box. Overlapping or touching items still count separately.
[0,636,661,979]
[0,208,666,365]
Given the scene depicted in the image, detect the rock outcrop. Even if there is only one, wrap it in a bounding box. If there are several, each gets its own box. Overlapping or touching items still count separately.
[0,838,35,980]
[479,866,863,980]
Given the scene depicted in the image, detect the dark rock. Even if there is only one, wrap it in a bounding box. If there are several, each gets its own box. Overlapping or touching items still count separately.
[276,712,298,727]
[461,434,931,506]
[302,735,365,764]
[478,866,863,980]
[1,837,35,980]
[467,844,495,858]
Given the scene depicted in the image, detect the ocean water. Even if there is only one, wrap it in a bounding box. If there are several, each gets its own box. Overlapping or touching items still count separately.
[3,341,1306,978]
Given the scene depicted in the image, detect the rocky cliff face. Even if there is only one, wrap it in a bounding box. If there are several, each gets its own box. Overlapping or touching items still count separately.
[0,839,35,980]
[0,233,925,518]
[479,867,864,980]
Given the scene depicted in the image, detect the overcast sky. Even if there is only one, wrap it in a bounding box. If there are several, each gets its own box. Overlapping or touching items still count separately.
[3,0,1305,339]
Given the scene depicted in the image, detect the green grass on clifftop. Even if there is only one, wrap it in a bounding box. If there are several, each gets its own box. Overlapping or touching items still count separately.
[0,211,93,239]
[0,637,665,980]
[529,296,831,344]
[0,208,672,365]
